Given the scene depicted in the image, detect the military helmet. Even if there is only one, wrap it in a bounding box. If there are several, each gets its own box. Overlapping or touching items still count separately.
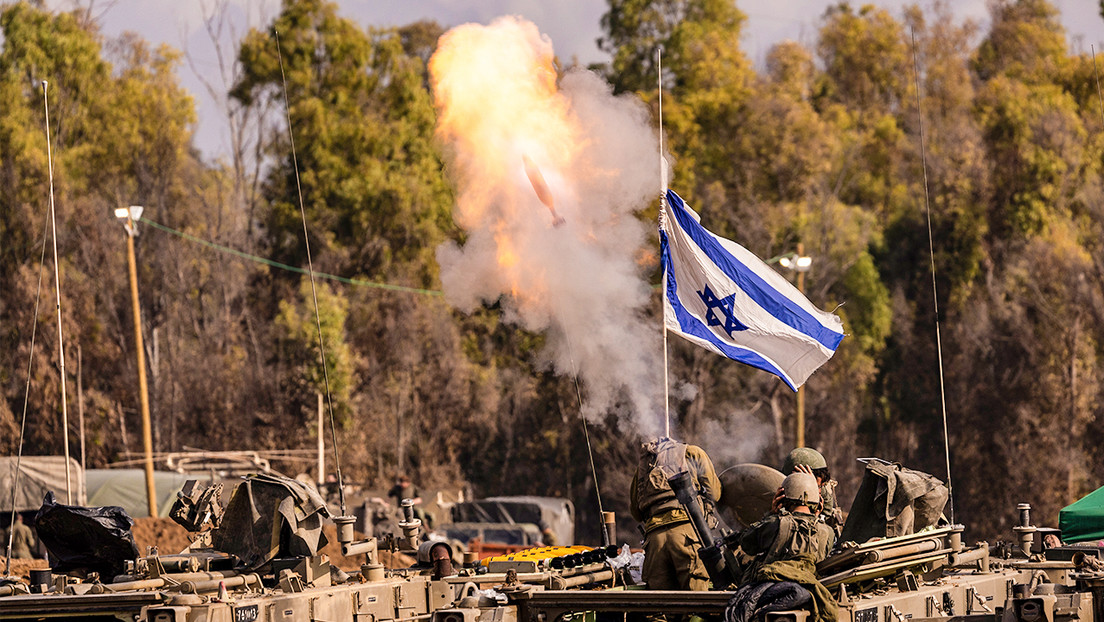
[781,472,822,506]
[783,447,827,473]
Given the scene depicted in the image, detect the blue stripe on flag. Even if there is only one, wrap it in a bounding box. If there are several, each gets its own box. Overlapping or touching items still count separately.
[661,230,797,391]
[666,190,843,352]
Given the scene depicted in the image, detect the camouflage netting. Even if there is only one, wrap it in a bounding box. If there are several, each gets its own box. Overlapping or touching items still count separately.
[838,460,948,544]
[211,474,330,570]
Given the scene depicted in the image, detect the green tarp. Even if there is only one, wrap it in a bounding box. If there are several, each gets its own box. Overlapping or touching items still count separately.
[85,469,193,518]
[1059,485,1104,544]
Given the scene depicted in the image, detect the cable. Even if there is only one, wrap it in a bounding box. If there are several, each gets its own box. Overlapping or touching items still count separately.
[137,216,442,296]
[42,81,73,504]
[5,210,52,576]
[556,314,607,545]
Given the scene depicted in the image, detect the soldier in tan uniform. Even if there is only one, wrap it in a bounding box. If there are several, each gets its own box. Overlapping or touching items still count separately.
[630,437,721,590]
[2,514,35,560]
[739,472,835,582]
[783,447,843,535]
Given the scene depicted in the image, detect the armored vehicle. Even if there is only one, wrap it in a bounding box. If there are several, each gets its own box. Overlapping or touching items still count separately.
[1,461,1102,622]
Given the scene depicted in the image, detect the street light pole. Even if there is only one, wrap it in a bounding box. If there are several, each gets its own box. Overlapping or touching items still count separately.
[116,206,158,517]
[780,242,812,448]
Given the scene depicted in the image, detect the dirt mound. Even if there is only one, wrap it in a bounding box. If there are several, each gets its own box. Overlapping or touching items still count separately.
[0,557,48,582]
[131,517,192,555]
[319,525,416,571]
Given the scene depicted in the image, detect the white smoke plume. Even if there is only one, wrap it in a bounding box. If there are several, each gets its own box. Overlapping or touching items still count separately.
[430,16,664,435]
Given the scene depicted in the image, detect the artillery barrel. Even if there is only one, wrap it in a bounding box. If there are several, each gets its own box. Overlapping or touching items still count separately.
[867,538,942,562]
[180,573,261,594]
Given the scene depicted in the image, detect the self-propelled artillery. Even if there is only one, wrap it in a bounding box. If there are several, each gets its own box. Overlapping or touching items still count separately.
[1,462,1102,622]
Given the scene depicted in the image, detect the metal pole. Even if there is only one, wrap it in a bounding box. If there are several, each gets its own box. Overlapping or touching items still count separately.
[124,221,158,517]
[658,46,670,440]
[795,242,805,448]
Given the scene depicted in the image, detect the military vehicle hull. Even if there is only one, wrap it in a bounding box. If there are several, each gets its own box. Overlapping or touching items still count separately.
[3,473,1104,622]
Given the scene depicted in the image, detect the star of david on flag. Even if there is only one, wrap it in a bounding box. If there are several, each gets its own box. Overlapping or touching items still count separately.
[660,189,845,390]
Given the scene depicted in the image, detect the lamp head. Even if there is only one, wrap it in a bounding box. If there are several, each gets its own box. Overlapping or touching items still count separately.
[115,205,143,236]
[779,253,812,272]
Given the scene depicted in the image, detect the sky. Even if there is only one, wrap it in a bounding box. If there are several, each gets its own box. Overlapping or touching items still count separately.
[33,0,1104,161]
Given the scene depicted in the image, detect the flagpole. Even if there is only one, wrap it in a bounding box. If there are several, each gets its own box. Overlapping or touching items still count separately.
[657,45,670,440]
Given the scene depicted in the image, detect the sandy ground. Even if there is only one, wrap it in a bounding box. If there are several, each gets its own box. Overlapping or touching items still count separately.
[131,516,193,555]
[0,557,48,582]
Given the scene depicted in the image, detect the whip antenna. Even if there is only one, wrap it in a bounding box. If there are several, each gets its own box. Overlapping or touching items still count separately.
[555,309,608,545]
[910,30,954,523]
[275,30,347,516]
[5,202,53,576]
[43,80,74,504]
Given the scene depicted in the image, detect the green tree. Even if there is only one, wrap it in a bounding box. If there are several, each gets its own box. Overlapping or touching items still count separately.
[274,279,355,439]
[974,0,1068,84]
[231,0,455,286]
[0,3,232,465]
[817,3,909,115]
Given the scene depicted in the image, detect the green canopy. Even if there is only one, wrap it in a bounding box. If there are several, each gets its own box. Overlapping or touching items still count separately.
[1059,485,1104,544]
[85,469,192,518]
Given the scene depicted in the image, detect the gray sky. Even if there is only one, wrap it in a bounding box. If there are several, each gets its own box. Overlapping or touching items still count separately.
[41,0,1104,161]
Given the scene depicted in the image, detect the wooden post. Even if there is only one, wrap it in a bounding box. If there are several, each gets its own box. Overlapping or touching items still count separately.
[125,224,157,517]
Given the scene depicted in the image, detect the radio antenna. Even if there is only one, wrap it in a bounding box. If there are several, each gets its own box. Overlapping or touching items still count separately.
[910,29,954,523]
[275,30,347,516]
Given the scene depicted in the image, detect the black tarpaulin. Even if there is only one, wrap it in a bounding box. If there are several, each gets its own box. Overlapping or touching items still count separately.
[33,491,139,580]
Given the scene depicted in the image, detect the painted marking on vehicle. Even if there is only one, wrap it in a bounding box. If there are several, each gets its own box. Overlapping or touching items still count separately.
[233,604,259,622]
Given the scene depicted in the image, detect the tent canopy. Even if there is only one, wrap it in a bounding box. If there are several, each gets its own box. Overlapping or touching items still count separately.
[1059,485,1104,544]
[0,456,85,512]
[85,469,193,518]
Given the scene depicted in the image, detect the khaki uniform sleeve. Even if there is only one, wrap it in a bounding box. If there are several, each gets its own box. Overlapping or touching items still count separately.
[816,523,836,562]
[686,445,721,504]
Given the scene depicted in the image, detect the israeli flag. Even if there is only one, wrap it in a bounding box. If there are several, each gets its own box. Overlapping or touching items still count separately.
[661,189,844,390]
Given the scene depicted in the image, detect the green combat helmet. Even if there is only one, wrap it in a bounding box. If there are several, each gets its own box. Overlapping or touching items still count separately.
[782,447,827,474]
[781,472,821,507]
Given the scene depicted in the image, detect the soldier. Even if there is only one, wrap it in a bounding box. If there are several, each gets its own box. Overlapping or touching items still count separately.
[384,474,434,529]
[2,514,35,560]
[731,473,838,622]
[783,447,843,534]
[630,437,721,591]
[738,472,835,582]
[387,474,423,506]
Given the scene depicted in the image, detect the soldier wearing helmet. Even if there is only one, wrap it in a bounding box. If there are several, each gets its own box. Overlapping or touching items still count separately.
[630,437,721,591]
[783,447,843,535]
[737,472,836,583]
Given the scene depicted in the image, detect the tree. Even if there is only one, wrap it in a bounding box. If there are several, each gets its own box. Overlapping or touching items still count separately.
[0,3,220,464]
[272,279,354,447]
[231,0,455,286]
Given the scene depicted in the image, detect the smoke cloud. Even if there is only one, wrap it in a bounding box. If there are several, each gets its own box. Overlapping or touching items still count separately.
[430,16,664,434]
